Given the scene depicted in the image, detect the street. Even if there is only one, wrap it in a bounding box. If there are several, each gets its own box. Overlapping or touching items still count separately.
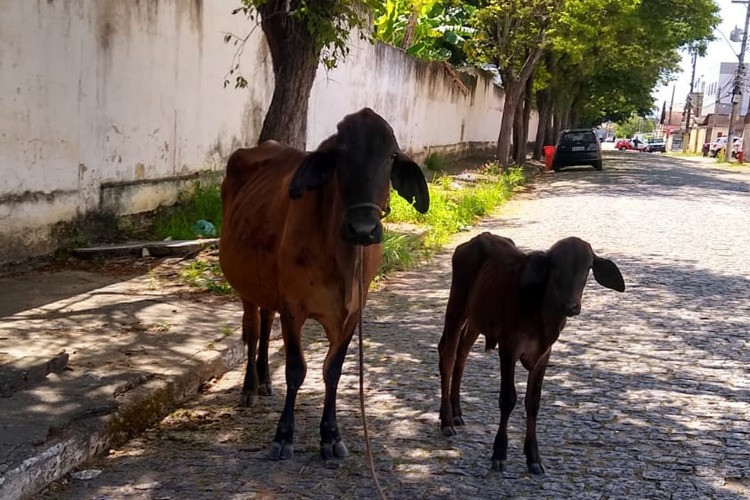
[45,152,750,499]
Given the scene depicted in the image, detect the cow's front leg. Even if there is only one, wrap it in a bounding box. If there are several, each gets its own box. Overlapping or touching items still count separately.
[270,308,306,460]
[524,350,551,475]
[438,314,466,436]
[319,315,358,460]
[491,350,516,471]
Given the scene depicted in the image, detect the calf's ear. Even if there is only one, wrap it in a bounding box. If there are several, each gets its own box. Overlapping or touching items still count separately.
[391,152,430,214]
[289,139,336,199]
[592,256,625,292]
[520,252,550,289]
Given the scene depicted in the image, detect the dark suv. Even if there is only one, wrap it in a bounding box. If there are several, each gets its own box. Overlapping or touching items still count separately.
[553,129,603,171]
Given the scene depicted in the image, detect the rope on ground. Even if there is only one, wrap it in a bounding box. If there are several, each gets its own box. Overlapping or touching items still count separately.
[357,244,387,500]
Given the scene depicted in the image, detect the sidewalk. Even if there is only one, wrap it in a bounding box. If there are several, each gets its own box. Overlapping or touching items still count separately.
[0,252,245,499]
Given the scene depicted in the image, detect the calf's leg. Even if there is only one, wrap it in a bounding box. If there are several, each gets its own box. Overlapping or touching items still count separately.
[239,300,261,407]
[269,308,307,460]
[449,324,480,426]
[438,313,466,436]
[319,315,358,460]
[491,350,517,471]
[524,350,551,475]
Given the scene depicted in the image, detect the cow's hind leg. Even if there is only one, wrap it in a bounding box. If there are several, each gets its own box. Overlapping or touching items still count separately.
[269,308,307,460]
[257,308,274,396]
[449,324,480,427]
[524,350,551,475]
[491,350,517,471]
[239,300,261,407]
[319,315,358,460]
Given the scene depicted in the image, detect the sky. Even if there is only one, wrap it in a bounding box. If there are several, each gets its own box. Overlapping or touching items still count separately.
[652,0,749,113]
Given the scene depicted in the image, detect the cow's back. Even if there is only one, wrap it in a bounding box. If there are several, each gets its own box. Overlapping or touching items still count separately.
[220,142,306,309]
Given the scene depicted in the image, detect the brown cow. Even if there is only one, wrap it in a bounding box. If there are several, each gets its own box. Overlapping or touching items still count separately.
[437,233,624,474]
[220,108,429,461]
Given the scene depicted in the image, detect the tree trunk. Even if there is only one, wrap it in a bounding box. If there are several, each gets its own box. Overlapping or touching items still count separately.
[519,76,533,164]
[258,1,320,149]
[533,90,550,160]
[496,81,521,168]
[512,90,524,163]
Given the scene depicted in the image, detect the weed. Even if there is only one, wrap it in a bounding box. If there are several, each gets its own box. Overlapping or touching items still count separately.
[151,181,223,240]
[179,257,234,295]
[424,153,447,172]
[221,324,234,337]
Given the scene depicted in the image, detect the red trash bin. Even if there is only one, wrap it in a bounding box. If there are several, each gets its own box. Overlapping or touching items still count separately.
[543,146,555,171]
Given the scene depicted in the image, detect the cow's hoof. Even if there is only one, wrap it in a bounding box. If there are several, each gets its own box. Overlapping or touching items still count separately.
[441,425,457,437]
[528,462,545,475]
[258,383,273,397]
[491,459,507,472]
[321,440,348,460]
[452,415,466,426]
[239,392,258,407]
[269,441,294,460]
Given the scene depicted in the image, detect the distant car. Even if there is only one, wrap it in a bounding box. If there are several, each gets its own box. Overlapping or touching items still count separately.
[553,129,603,171]
[615,139,646,151]
[643,137,666,153]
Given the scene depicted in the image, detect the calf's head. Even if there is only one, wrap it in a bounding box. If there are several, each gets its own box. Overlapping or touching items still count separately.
[289,108,429,246]
[521,237,625,317]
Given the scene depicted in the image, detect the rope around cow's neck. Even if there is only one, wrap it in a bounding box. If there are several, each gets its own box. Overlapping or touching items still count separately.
[357,244,387,500]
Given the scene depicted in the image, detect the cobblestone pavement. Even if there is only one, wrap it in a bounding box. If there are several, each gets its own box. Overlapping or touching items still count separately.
[44,153,750,499]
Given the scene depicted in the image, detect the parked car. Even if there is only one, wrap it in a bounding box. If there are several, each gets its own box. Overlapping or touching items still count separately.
[553,129,603,171]
[707,136,741,158]
[615,138,647,151]
[643,137,666,153]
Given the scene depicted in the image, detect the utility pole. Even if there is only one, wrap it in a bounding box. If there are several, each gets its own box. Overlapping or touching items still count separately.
[725,0,750,162]
[683,50,698,152]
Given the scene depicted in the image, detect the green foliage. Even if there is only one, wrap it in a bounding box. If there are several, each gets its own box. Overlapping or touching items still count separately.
[179,256,235,295]
[613,114,655,138]
[373,1,475,63]
[232,0,376,75]
[468,0,560,82]
[545,0,719,126]
[151,181,223,241]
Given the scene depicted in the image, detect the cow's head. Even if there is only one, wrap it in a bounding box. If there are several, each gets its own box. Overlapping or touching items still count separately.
[521,237,625,317]
[289,108,429,246]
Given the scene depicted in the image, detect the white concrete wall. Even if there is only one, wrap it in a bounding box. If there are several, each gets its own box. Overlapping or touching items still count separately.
[0,0,535,264]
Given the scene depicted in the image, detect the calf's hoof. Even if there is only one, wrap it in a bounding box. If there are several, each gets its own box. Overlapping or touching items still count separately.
[239,392,258,407]
[269,441,294,460]
[452,415,466,426]
[258,382,273,397]
[491,459,507,472]
[441,425,457,437]
[527,462,545,475]
[321,440,348,460]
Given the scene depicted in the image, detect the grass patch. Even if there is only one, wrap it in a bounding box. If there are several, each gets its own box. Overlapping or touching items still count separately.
[151,181,223,240]
[387,163,524,249]
[157,162,524,293]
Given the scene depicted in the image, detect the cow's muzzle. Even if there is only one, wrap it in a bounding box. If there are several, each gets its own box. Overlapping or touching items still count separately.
[342,203,386,245]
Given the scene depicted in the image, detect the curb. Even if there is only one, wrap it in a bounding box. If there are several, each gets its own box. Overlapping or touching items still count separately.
[0,339,245,500]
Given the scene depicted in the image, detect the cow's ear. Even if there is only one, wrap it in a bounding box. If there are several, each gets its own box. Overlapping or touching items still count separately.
[289,140,336,199]
[593,256,625,292]
[391,152,429,213]
[520,252,551,289]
